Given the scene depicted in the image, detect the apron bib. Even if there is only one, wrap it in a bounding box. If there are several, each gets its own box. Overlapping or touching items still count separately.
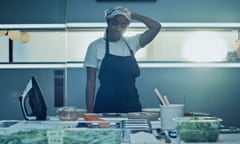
[94,39,142,113]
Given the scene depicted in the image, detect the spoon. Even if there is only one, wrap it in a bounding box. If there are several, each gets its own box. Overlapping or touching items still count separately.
[154,88,166,105]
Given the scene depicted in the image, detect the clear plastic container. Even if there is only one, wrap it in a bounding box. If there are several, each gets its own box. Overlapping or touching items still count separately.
[175,116,222,143]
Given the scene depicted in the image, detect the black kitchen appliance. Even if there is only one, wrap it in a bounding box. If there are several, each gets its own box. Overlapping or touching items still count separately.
[19,77,47,120]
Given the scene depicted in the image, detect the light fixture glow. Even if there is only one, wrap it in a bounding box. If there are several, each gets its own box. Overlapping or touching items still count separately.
[124,31,141,37]
[183,31,228,62]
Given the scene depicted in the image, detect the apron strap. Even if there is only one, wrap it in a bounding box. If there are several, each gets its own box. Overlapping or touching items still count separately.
[105,29,110,56]
[123,39,134,56]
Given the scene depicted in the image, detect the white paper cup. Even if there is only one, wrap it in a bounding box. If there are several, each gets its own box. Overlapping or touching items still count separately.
[160,104,184,130]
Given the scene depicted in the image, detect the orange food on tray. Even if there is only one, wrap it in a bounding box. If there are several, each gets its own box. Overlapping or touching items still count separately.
[83,114,110,128]
[84,114,104,121]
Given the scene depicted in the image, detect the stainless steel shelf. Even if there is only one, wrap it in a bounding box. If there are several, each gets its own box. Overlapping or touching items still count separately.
[139,62,240,68]
[0,63,66,69]
[66,22,240,30]
[1,62,240,69]
[1,23,240,30]
[0,24,65,30]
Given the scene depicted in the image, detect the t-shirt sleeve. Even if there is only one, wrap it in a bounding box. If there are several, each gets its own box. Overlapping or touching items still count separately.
[84,42,98,68]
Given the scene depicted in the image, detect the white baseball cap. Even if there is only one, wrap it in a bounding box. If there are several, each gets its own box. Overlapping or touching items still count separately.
[105,6,131,21]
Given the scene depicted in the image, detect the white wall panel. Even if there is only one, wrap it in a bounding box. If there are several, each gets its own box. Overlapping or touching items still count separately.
[66,31,104,61]
[13,32,66,62]
[66,30,238,62]
[0,36,9,62]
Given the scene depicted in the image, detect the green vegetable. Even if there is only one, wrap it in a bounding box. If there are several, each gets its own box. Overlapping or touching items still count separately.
[0,129,121,144]
[0,130,47,144]
[176,117,220,142]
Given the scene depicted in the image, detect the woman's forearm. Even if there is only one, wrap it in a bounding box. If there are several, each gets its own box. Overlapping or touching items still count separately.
[85,67,97,113]
[131,12,161,47]
[86,84,95,113]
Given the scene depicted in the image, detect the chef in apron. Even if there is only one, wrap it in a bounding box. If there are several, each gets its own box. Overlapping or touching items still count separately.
[84,6,161,113]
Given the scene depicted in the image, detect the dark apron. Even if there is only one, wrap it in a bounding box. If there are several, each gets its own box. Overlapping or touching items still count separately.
[94,39,142,113]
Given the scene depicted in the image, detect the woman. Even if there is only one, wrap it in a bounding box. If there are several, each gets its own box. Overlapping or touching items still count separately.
[84,6,161,113]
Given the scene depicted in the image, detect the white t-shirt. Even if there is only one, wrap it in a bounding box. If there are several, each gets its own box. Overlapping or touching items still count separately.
[84,34,142,70]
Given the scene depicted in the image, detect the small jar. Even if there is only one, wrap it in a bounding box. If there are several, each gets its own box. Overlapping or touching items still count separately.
[57,106,78,121]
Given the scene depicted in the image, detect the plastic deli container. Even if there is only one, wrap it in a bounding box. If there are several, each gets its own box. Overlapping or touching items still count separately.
[57,107,86,121]
[175,117,222,143]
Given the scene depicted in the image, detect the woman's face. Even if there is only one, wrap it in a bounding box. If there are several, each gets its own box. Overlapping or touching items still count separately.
[107,15,129,41]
